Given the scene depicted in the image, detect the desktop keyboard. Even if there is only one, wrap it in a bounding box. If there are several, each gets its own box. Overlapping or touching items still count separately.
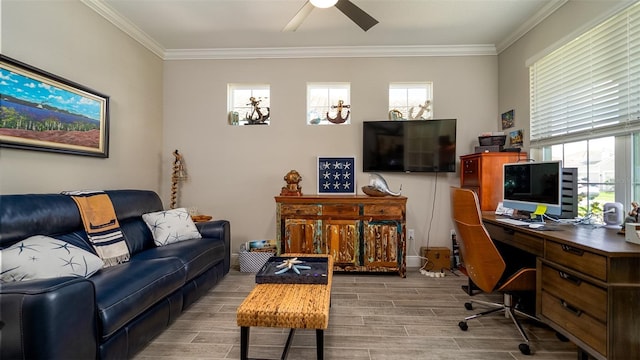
[494,218,531,226]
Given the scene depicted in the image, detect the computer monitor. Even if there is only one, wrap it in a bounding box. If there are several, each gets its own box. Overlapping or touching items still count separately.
[502,161,563,216]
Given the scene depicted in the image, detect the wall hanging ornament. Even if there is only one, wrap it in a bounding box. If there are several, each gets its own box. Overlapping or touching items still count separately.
[326,100,350,124]
[409,99,432,120]
[170,149,188,209]
[317,156,355,194]
[245,96,270,125]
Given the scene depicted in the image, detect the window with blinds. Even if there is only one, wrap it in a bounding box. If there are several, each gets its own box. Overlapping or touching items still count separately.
[529,2,640,148]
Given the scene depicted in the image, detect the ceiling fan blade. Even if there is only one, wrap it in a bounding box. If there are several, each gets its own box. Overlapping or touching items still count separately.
[334,0,378,32]
[283,1,315,32]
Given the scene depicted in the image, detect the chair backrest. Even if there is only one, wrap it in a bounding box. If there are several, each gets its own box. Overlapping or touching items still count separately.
[450,186,506,293]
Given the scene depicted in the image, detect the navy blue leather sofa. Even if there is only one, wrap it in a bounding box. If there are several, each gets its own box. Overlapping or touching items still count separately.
[0,190,231,359]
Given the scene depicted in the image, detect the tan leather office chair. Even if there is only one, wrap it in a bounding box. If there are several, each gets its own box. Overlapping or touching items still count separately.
[450,186,539,355]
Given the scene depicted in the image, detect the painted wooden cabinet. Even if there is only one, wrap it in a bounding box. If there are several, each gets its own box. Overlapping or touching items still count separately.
[459,152,527,211]
[275,195,407,277]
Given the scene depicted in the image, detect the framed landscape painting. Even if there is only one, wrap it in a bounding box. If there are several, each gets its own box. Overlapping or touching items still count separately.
[0,55,109,157]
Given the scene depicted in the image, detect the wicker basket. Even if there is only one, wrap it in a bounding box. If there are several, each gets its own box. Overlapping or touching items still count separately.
[239,250,275,272]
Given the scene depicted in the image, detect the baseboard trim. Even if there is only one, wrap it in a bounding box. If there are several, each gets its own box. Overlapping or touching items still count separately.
[407,255,422,268]
[233,252,424,270]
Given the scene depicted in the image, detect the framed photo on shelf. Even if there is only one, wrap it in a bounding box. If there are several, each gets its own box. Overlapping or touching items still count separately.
[317,156,356,194]
[0,55,110,157]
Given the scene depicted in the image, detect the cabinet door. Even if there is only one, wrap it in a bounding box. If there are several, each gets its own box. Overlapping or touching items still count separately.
[460,156,480,187]
[283,219,319,254]
[323,219,359,267]
[362,221,401,270]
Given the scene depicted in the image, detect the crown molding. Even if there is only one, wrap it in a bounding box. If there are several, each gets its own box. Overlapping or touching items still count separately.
[163,45,497,60]
[496,0,568,53]
[81,0,165,58]
[82,0,499,60]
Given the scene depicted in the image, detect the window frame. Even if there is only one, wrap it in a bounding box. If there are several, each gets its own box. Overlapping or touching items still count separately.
[306,82,351,125]
[388,82,433,120]
[529,2,640,213]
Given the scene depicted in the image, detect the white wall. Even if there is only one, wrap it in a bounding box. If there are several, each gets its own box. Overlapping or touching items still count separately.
[0,0,164,195]
[498,0,634,153]
[163,56,499,253]
[1,0,502,255]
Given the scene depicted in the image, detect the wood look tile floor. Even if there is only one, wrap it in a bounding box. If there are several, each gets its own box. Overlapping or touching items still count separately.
[134,268,578,360]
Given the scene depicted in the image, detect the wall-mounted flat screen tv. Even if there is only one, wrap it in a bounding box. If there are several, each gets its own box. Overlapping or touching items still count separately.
[362,119,457,173]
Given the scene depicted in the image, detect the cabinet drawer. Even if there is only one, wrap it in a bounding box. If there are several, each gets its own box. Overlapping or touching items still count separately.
[363,205,403,217]
[323,204,359,216]
[280,204,320,216]
[545,241,607,281]
[484,222,513,242]
[484,223,544,256]
[540,263,607,322]
[540,291,606,357]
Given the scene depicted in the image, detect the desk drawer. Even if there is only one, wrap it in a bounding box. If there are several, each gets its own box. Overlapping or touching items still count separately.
[280,204,321,216]
[545,241,607,281]
[363,204,402,217]
[540,291,606,357]
[484,223,544,256]
[540,263,607,322]
[323,205,359,216]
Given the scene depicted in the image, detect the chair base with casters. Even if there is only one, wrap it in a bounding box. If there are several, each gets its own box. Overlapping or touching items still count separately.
[458,291,540,355]
[450,187,542,356]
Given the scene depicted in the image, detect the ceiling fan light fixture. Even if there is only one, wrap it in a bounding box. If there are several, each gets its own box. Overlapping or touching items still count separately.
[310,0,338,9]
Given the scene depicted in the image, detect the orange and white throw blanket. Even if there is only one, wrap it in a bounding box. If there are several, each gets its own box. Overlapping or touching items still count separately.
[62,190,130,267]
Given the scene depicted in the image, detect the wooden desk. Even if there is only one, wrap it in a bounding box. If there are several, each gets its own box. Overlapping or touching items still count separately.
[482,213,640,360]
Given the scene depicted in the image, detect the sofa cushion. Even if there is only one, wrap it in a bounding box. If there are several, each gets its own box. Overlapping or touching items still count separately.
[132,237,226,282]
[0,235,104,282]
[142,208,201,246]
[88,257,186,339]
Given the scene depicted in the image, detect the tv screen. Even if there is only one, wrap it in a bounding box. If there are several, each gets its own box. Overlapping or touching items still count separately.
[362,119,457,173]
[502,161,562,216]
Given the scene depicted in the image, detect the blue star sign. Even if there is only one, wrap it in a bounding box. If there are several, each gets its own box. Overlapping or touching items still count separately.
[317,157,355,194]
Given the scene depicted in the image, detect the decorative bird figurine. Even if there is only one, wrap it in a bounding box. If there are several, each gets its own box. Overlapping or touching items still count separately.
[361,173,402,197]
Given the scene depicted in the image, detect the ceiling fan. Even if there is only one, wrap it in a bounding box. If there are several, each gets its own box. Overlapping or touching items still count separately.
[283,0,379,32]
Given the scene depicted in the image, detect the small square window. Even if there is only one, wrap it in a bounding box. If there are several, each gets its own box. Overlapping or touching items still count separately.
[228,84,270,126]
[307,83,351,125]
[389,82,433,120]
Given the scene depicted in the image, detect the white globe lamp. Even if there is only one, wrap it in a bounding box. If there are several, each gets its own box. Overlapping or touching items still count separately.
[310,0,338,8]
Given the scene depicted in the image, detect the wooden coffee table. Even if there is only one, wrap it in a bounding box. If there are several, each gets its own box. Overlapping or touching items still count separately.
[236,254,333,360]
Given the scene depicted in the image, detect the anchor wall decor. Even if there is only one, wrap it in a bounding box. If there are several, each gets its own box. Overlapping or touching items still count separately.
[409,100,432,120]
[326,99,350,124]
[245,96,270,125]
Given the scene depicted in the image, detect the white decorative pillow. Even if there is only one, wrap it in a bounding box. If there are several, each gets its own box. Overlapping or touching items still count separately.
[142,208,202,246]
[0,235,104,282]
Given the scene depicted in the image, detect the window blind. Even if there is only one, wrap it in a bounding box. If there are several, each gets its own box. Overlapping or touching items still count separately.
[529,2,640,147]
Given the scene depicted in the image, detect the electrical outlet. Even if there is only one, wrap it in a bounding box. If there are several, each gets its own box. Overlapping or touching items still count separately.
[407,229,415,242]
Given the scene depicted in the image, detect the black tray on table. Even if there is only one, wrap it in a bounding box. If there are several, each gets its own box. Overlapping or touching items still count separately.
[255,256,329,284]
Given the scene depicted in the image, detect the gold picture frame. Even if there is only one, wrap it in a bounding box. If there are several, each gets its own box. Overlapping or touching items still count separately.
[0,55,110,157]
